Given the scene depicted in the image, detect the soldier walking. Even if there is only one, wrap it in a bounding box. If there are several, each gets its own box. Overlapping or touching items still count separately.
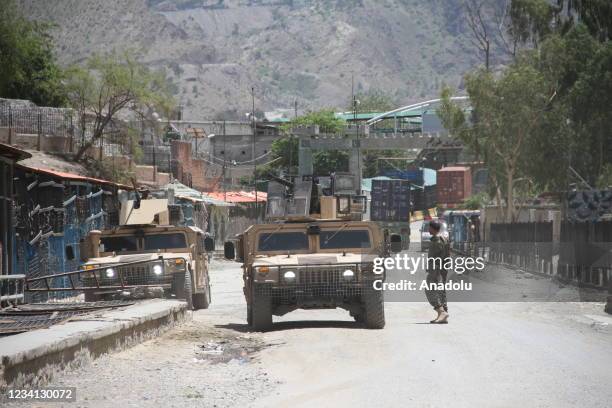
[425,220,450,324]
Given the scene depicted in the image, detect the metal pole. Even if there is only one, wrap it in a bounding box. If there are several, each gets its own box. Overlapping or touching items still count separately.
[8,105,12,144]
[37,112,42,151]
[152,125,157,182]
[69,112,74,153]
[252,87,258,216]
[223,120,227,202]
[289,100,297,179]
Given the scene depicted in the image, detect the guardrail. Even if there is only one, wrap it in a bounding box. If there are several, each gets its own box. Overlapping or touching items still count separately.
[0,274,26,307]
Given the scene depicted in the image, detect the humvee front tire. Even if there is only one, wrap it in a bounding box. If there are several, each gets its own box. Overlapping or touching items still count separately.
[250,284,272,331]
[193,280,211,310]
[363,287,385,329]
[173,270,194,310]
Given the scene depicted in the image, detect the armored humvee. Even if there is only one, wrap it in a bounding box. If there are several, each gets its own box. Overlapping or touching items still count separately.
[224,174,402,331]
[80,224,214,309]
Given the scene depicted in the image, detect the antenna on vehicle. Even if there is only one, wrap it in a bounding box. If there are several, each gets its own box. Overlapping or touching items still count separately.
[124,178,141,225]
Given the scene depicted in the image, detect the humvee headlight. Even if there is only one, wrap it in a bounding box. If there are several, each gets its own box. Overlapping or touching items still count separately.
[105,268,115,278]
[342,269,355,280]
[283,271,296,281]
[153,264,163,275]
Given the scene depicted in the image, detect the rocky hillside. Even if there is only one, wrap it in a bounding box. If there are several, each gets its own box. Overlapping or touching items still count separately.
[19,0,496,119]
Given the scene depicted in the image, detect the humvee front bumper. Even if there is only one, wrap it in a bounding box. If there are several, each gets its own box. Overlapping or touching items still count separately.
[78,258,187,290]
[252,263,384,301]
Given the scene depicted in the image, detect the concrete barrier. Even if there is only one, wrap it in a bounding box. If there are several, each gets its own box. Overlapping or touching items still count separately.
[0,299,187,388]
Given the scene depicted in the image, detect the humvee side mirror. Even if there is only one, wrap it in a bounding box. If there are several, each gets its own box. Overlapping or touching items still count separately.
[224,241,235,260]
[390,234,402,253]
[204,236,215,252]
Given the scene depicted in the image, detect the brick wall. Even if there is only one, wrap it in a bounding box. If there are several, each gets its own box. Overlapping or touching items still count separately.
[134,165,170,186]
[170,140,209,191]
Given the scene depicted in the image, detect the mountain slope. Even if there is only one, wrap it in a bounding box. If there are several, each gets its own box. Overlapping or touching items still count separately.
[19,0,492,119]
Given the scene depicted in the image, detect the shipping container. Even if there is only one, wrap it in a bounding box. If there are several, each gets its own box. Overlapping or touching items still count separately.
[436,166,472,204]
[412,185,437,211]
[371,179,411,222]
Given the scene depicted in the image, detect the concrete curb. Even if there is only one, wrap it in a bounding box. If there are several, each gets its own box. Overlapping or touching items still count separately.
[0,299,188,388]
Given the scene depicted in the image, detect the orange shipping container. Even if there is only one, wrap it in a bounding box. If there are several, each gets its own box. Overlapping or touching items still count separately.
[436,166,472,204]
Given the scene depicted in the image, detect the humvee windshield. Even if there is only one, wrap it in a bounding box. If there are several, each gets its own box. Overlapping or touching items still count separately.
[100,236,138,252]
[258,232,309,251]
[319,230,371,249]
[144,233,187,250]
[99,232,188,253]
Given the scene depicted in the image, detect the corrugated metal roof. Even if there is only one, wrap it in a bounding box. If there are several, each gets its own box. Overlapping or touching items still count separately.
[335,109,425,121]
[438,166,470,172]
[17,164,132,189]
[207,191,267,203]
[162,181,233,206]
[0,143,32,161]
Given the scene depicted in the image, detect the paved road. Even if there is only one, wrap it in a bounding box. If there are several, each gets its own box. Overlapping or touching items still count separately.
[22,225,612,408]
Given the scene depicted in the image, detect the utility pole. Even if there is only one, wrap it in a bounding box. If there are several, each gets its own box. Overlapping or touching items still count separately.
[289,99,297,180]
[251,86,258,217]
[223,120,227,202]
[351,73,361,195]
[351,72,355,125]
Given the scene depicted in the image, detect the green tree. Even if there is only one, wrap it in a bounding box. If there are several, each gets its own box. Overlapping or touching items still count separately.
[66,52,175,162]
[506,0,555,51]
[439,62,561,222]
[262,109,348,177]
[441,18,611,218]
[0,1,66,106]
[281,109,345,133]
[556,0,612,42]
[566,35,612,185]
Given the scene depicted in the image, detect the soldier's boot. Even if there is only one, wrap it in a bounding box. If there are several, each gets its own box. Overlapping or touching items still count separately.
[434,307,449,324]
[430,307,443,323]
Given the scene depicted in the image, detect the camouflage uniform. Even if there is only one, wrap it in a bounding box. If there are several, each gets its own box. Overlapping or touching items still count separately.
[425,235,449,312]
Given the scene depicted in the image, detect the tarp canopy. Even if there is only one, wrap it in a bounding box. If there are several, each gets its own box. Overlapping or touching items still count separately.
[361,176,392,192]
[162,181,233,206]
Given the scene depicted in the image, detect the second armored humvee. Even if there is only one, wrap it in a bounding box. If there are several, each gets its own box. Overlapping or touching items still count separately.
[225,218,401,331]
[80,224,214,309]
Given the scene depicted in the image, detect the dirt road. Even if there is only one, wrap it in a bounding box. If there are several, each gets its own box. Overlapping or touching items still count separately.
[15,228,612,407]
